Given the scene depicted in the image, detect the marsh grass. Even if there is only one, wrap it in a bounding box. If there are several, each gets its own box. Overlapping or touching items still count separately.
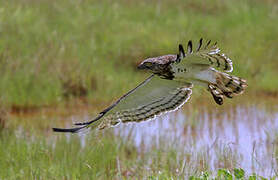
[0,0,278,179]
[0,0,277,107]
[0,127,275,179]
[1,104,277,179]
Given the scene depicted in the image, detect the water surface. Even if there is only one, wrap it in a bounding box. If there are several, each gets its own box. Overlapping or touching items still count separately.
[112,105,278,177]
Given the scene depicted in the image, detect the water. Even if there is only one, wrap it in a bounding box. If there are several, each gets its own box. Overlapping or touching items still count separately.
[47,103,278,177]
[113,105,278,177]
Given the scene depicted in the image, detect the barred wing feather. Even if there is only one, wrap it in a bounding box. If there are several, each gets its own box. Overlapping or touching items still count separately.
[53,75,192,133]
[178,39,233,72]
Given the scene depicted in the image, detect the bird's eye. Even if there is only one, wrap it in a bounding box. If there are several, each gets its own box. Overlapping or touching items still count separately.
[144,62,153,67]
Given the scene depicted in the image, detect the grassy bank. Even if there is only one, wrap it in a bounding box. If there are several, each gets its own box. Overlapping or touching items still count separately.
[0,121,277,179]
[1,101,277,179]
[0,0,277,107]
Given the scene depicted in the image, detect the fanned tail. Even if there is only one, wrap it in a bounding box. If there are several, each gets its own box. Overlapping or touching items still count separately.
[215,72,248,98]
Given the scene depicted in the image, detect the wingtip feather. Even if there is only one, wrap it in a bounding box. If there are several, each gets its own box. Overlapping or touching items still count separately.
[52,126,85,133]
[197,38,203,51]
[179,44,185,57]
[187,40,193,54]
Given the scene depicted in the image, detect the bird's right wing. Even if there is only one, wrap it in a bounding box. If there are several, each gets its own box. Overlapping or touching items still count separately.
[177,39,233,72]
[53,75,192,133]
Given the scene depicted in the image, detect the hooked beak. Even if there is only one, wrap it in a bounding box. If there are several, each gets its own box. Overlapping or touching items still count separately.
[137,63,146,70]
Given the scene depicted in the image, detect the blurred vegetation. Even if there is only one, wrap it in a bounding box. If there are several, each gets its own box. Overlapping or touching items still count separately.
[0,0,278,179]
[0,0,277,107]
[0,129,277,179]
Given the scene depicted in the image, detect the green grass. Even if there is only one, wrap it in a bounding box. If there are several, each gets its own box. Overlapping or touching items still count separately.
[0,0,278,179]
[1,104,277,179]
[0,0,277,106]
[0,129,276,179]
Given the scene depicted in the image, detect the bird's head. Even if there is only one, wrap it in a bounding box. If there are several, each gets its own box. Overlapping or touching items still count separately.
[137,58,156,71]
[137,43,187,72]
[137,55,177,73]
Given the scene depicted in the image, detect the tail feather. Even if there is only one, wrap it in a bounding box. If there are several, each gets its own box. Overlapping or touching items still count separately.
[215,72,247,98]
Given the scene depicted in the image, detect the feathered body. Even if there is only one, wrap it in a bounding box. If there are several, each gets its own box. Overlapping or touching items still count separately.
[53,39,247,133]
[138,39,246,105]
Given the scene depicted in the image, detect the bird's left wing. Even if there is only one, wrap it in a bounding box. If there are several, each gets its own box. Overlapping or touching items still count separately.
[53,75,192,133]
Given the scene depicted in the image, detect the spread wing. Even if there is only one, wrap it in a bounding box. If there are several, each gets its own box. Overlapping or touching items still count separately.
[177,39,233,72]
[53,75,192,133]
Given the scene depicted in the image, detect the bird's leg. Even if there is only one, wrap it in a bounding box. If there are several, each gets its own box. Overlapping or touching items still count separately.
[187,79,223,105]
[207,84,224,105]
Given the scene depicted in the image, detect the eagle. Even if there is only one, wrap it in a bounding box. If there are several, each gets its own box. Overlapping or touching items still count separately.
[53,39,247,133]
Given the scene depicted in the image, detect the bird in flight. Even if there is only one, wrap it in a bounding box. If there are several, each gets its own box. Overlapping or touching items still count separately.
[53,39,247,133]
